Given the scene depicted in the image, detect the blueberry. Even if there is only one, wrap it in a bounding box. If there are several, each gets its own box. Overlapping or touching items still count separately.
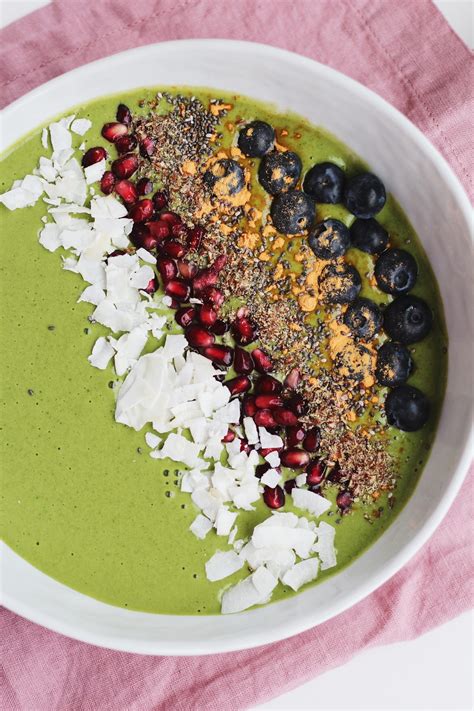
[376,341,413,386]
[375,248,417,295]
[270,190,315,235]
[344,298,382,340]
[385,385,430,431]
[318,262,361,304]
[344,172,386,218]
[350,218,389,255]
[238,120,275,157]
[259,151,302,195]
[303,162,345,203]
[204,159,244,196]
[383,295,432,344]
[308,219,350,260]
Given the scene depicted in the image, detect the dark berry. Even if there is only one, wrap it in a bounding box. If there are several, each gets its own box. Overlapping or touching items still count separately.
[238,120,274,157]
[344,172,386,218]
[303,162,345,203]
[376,341,413,386]
[384,295,432,344]
[350,218,389,255]
[318,262,361,304]
[374,248,418,295]
[258,151,302,195]
[385,385,430,431]
[308,219,350,259]
[344,298,382,340]
[204,159,244,196]
[270,190,315,235]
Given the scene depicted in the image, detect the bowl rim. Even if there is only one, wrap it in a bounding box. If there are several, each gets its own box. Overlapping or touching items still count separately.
[1,38,472,656]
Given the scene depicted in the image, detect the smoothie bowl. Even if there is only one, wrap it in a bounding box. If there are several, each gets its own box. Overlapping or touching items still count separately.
[1,41,472,655]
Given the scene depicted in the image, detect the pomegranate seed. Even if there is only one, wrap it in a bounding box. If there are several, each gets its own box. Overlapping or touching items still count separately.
[285,394,306,417]
[177,260,198,280]
[263,485,285,509]
[81,146,107,167]
[211,319,229,335]
[130,224,152,249]
[280,449,310,469]
[232,316,256,345]
[255,463,270,479]
[136,177,153,195]
[284,368,301,390]
[112,153,139,179]
[198,304,218,327]
[225,375,251,397]
[273,408,299,426]
[160,211,182,226]
[115,134,138,154]
[187,225,205,251]
[260,447,281,457]
[147,220,171,240]
[116,103,132,125]
[286,425,306,447]
[101,122,128,142]
[254,375,281,394]
[165,279,191,301]
[168,298,179,309]
[303,427,320,452]
[252,348,273,373]
[100,170,115,195]
[240,438,251,453]
[284,478,297,494]
[129,199,154,223]
[142,234,160,251]
[156,257,177,283]
[192,256,226,293]
[175,307,196,328]
[162,239,187,259]
[306,460,325,486]
[153,191,169,210]
[140,136,155,157]
[222,429,235,443]
[242,395,257,417]
[201,344,233,367]
[185,325,214,348]
[255,394,283,409]
[254,409,277,428]
[144,277,158,295]
[233,346,254,374]
[200,286,224,307]
[115,179,138,204]
[337,490,353,512]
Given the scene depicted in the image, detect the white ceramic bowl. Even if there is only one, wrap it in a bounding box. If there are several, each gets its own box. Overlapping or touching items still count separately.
[1,40,472,656]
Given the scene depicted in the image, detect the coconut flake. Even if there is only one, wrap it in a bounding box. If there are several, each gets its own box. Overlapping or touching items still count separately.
[88,337,114,370]
[39,223,61,251]
[292,488,332,517]
[313,521,337,570]
[49,122,72,153]
[281,558,319,591]
[295,473,307,488]
[265,450,281,467]
[136,247,157,264]
[84,159,106,185]
[258,428,284,449]
[78,284,105,306]
[205,550,243,581]
[260,468,281,488]
[243,417,259,445]
[215,505,238,536]
[145,432,161,449]
[41,128,49,149]
[71,118,92,135]
[190,514,213,540]
[221,566,278,614]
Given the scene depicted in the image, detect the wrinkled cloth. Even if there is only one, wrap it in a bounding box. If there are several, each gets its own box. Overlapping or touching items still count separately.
[0,1,473,709]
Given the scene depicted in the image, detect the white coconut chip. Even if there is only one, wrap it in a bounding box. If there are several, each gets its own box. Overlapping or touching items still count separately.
[88,337,114,370]
[189,514,213,540]
[49,122,72,153]
[144,432,161,449]
[243,416,259,445]
[41,127,49,149]
[39,223,62,251]
[71,118,92,135]
[214,505,238,536]
[252,525,316,559]
[78,284,105,306]
[228,526,238,545]
[281,558,319,591]
[84,159,106,185]
[205,550,243,581]
[260,468,281,488]
[312,521,337,570]
[265,450,280,467]
[295,473,307,488]
[292,488,332,517]
[258,428,284,449]
[136,247,157,264]
[221,566,278,614]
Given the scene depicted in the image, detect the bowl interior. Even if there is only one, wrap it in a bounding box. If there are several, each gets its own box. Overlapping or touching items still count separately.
[2,39,472,655]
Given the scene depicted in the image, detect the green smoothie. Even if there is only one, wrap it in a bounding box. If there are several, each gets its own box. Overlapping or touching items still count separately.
[0,88,447,614]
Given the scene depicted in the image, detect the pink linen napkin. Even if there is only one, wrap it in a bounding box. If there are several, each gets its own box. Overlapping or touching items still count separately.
[1,1,472,709]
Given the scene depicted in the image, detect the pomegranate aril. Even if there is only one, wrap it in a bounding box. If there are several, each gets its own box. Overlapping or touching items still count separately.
[337,490,353,512]
[222,429,235,443]
[175,307,196,328]
[225,375,251,397]
[263,485,285,510]
[254,409,277,428]
[177,260,198,280]
[115,179,138,204]
[165,279,191,302]
[260,447,280,457]
[255,394,283,409]
[201,344,233,367]
[100,170,115,195]
[129,199,154,223]
[81,146,107,167]
[252,348,273,373]
[116,103,132,125]
[140,136,155,157]
[101,122,128,143]
[136,177,153,195]
[280,449,310,469]
[160,211,182,226]
[153,191,169,211]
[144,277,158,295]
[129,223,151,248]
[306,460,325,486]
[200,286,224,307]
[255,463,271,479]
[240,438,251,453]
[187,225,205,251]
[233,346,254,374]
[112,153,138,179]
[242,395,257,417]
[303,427,320,452]
[115,134,137,154]
[198,304,218,327]
[284,478,297,494]
[142,234,160,251]
[192,256,225,293]
[284,367,301,390]
[147,220,171,240]
[273,408,299,426]
[286,394,306,417]
[254,375,281,394]
[211,319,229,336]
[286,425,306,448]
[232,316,256,345]
[162,240,187,259]
[156,257,177,283]
[185,325,214,348]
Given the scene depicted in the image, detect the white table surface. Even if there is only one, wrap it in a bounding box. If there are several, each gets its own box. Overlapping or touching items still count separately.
[0,1,472,709]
